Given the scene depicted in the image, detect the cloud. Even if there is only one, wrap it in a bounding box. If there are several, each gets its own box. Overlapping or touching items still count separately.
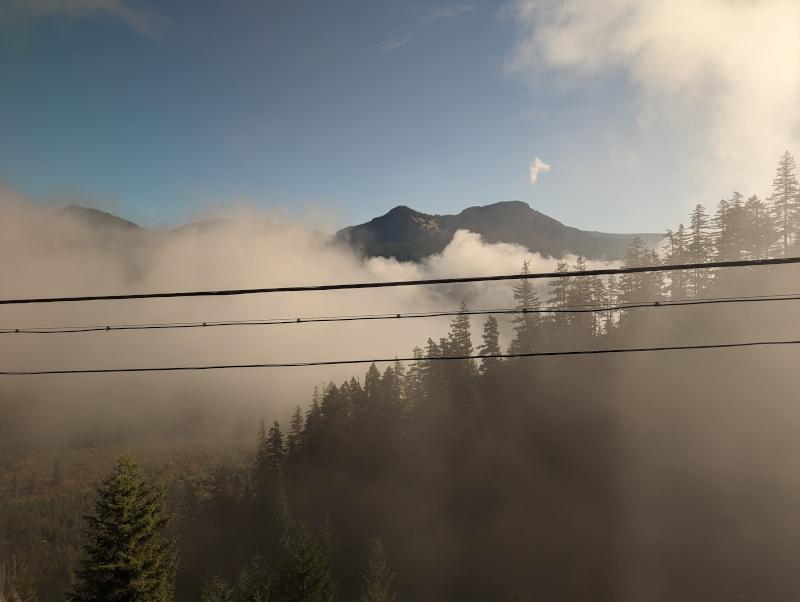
[507,0,800,201]
[0,0,161,37]
[379,36,412,53]
[3,188,618,443]
[529,157,551,184]
[422,4,476,22]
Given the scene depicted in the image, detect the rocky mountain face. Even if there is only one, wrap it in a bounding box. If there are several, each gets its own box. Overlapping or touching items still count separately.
[336,201,662,261]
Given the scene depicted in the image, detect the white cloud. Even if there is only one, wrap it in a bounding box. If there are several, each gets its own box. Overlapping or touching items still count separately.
[507,0,800,201]
[529,157,551,184]
[0,0,161,37]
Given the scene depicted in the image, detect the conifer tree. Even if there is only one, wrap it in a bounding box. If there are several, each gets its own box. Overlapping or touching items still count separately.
[360,539,397,602]
[403,347,425,410]
[744,195,775,259]
[364,364,382,404]
[546,261,570,332]
[68,457,177,602]
[304,388,324,457]
[287,406,305,459]
[663,226,690,299]
[601,274,619,334]
[687,205,712,296]
[478,315,501,374]
[275,509,338,602]
[566,256,596,339]
[234,555,272,601]
[769,151,799,255]
[509,261,539,353]
[254,420,286,494]
[447,302,474,362]
[200,572,234,602]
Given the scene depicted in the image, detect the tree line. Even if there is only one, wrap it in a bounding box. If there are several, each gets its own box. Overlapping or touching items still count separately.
[4,151,800,600]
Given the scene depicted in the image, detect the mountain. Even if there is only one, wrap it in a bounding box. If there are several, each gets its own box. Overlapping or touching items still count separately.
[55,204,142,232]
[336,201,662,261]
[54,201,663,262]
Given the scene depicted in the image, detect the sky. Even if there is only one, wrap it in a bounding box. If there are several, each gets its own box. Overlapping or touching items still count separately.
[1,0,799,232]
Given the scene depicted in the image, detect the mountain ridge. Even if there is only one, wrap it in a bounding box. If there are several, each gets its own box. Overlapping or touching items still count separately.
[337,201,662,261]
[54,201,663,262]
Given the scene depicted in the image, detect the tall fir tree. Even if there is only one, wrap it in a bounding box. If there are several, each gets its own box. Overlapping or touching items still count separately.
[360,539,397,602]
[687,204,712,296]
[769,151,799,256]
[744,195,775,259]
[275,502,338,602]
[287,406,305,459]
[68,457,177,602]
[565,256,596,339]
[254,420,286,495]
[403,346,425,416]
[508,261,539,353]
[478,315,502,375]
[546,261,570,333]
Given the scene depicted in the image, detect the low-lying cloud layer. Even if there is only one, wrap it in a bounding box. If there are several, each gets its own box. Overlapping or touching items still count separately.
[0,187,613,442]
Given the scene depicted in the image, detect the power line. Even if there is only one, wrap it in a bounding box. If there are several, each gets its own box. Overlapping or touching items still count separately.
[3,292,800,335]
[2,255,800,306]
[2,338,800,375]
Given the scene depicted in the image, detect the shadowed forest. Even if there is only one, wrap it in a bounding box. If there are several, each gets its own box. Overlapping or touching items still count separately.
[4,153,800,601]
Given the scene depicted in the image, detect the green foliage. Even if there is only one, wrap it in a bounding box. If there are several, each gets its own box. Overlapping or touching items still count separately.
[200,572,235,602]
[275,505,337,602]
[201,556,272,602]
[359,539,396,602]
[478,315,501,375]
[68,456,177,602]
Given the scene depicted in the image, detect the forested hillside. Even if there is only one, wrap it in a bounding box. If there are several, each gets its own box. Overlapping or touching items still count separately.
[3,152,800,601]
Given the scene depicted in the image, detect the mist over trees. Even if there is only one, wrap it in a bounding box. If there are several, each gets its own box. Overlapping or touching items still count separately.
[3,152,800,600]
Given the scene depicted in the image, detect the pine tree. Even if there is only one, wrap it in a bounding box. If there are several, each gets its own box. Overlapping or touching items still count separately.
[275,513,338,602]
[744,195,775,259]
[546,261,570,332]
[287,406,305,459]
[663,225,690,299]
[254,420,285,494]
[447,302,474,363]
[769,151,799,256]
[478,315,501,375]
[360,539,397,602]
[565,256,596,339]
[508,261,540,353]
[200,572,235,602]
[687,204,712,297]
[68,456,177,602]
[601,274,619,334]
[364,364,382,404]
[619,236,647,305]
[235,555,272,601]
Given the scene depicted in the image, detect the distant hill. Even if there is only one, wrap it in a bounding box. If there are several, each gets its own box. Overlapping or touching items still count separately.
[336,201,662,261]
[54,201,663,262]
[55,204,142,232]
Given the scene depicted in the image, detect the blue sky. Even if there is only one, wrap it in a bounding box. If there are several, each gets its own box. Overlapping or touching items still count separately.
[2,0,788,233]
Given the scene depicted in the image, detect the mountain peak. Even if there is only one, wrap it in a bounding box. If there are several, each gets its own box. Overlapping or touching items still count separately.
[337,200,661,261]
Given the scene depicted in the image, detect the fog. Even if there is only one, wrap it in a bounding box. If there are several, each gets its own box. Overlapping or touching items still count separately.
[0,186,614,445]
